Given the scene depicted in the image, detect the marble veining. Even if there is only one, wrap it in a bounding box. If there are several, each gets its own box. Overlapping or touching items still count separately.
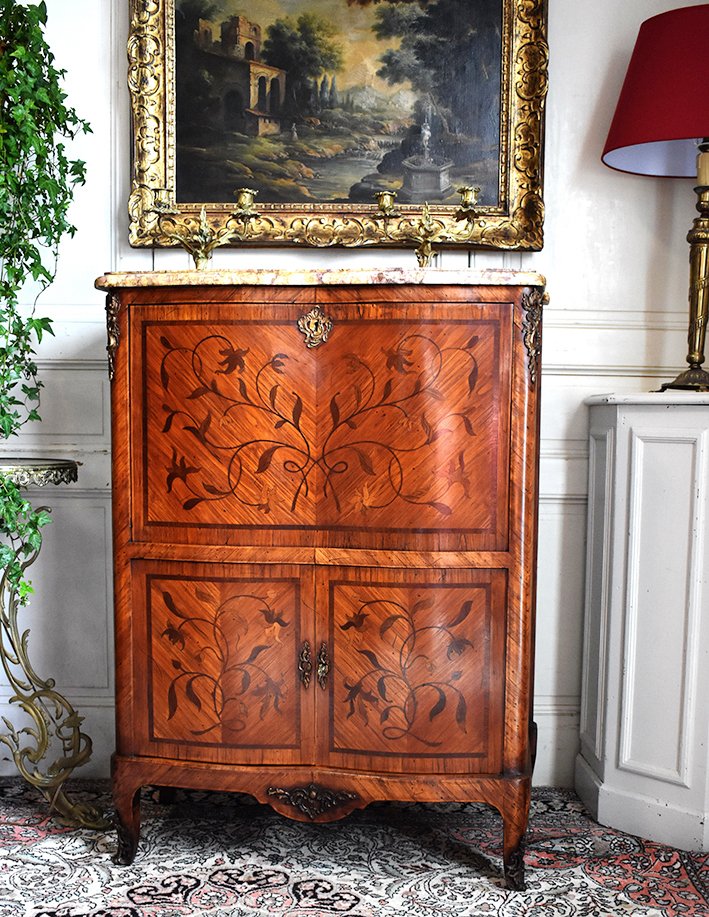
[95,267,546,291]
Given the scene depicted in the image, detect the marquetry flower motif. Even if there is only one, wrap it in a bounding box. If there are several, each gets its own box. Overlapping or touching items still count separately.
[441,451,471,498]
[166,448,199,494]
[350,483,375,515]
[446,637,473,659]
[158,588,289,735]
[258,605,290,643]
[339,596,475,746]
[217,345,249,374]
[383,345,414,374]
[340,610,369,631]
[158,330,481,518]
[161,622,185,650]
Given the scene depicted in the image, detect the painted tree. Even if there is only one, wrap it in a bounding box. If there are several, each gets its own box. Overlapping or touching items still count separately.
[319,74,330,108]
[364,0,501,137]
[262,13,343,115]
[175,0,224,38]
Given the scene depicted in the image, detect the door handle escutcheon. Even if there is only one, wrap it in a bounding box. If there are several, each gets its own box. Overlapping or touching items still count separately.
[317,642,329,690]
[299,640,312,689]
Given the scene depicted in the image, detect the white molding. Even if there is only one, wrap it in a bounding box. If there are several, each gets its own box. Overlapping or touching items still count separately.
[543,364,674,378]
[543,309,686,331]
[579,429,613,764]
[619,430,700,786]
[576,754,708,851]
[35,359,108,372]
[538,493,587,506]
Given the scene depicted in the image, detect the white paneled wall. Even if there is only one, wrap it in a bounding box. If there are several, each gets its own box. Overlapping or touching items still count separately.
[0,0,701,784]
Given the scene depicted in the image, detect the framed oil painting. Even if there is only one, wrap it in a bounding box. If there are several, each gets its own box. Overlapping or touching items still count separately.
[127,0,548,256]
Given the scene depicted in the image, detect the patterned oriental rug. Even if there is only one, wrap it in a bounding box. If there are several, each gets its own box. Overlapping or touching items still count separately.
[0,781,707,917]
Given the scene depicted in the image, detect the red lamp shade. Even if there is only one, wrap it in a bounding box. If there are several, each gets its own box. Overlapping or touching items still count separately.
[602,4,709,177]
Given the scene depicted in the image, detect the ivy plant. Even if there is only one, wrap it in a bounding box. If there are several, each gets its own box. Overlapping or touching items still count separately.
[0,0,90,598]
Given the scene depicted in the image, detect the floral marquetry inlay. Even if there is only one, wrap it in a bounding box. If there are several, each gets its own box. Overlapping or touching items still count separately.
[329,574,504,761]
[147,573,299,749]
[143,313,510,542]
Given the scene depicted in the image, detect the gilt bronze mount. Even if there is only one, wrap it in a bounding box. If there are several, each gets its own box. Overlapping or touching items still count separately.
[150,188,488,269]
[267,783,359,819]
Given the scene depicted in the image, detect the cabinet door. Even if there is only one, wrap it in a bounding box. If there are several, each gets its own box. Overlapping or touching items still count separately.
[312,287,513,552]
[316,565,506,774]
[130,287,511,552]
[126,560,315,766]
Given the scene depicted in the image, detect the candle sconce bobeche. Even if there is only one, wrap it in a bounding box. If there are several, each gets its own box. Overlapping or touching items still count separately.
[149,187,482,269]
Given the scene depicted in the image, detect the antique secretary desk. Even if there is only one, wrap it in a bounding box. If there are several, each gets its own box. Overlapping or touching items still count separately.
[96,267,544,889]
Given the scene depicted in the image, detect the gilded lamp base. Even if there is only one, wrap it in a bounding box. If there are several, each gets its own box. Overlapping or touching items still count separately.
[660,364,709,392]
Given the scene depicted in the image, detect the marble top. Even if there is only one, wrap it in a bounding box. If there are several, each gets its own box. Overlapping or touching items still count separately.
[95,267,546,291]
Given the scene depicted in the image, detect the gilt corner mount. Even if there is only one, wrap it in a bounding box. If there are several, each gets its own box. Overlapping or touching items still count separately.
[128,0,548,260]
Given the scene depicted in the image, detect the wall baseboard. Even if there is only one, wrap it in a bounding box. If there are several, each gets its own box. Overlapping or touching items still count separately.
[575,754,709,851]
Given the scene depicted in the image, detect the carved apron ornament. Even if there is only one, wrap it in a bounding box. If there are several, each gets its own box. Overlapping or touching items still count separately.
[267,783,358,819]
[297,307,333,348]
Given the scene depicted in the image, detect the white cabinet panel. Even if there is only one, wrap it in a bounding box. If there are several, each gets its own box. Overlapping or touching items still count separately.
[576,394,709,851]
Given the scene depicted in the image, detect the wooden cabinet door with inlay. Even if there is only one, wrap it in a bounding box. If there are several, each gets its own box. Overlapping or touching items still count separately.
[319,565,506,775]
[130,559,315,767]
[99,269,544,891]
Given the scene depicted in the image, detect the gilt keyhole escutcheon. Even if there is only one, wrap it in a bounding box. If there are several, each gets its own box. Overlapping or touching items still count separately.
[297,306,333,348]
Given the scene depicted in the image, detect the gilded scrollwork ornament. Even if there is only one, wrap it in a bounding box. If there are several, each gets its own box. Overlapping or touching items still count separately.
[127,0,548,257]
[316,642,329,690]
[297,306,333,349]
[298,640,313,689]
[106,294,121,382]
[0,459,109,829]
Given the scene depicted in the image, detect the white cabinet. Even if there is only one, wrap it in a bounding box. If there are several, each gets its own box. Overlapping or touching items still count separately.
[576,393,709,851]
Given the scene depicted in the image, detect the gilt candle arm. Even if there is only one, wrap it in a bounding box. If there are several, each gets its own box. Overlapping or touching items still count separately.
[151,190,262,269]
[372,188,480,267]
[150,187,482,269]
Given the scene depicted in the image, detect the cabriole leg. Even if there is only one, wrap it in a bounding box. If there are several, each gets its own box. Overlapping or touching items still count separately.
[502,778,531,890]
[503,831,526,891]
[112,768,142,865]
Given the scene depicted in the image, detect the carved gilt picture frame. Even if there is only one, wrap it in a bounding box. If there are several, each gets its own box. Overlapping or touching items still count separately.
[128,0,548,258]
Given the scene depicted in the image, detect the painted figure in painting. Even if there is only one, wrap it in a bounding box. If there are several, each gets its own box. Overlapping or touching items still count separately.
[175,0,502,205]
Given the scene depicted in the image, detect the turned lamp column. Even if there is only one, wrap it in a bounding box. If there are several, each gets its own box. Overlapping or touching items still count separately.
[677,143,709,391]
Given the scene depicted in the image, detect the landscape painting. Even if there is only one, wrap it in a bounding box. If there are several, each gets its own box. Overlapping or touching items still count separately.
[127,0,548,251]
[174,0,503,205]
